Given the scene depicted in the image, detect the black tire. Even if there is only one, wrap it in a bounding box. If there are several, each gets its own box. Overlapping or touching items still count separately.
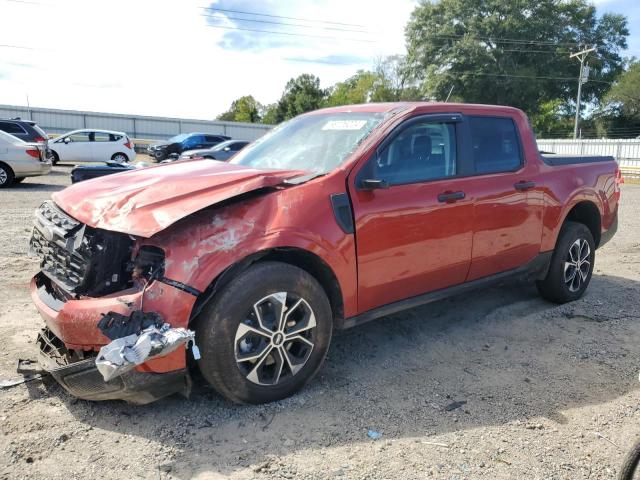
[51,151,59,165]
[195,261,333,404]
[111,152,129,163]
[13,177,25,184]
[0,162,15,188]
[536,221,595,303]
[619,439,640,480]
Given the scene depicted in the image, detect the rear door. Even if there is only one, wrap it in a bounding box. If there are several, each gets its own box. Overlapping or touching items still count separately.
[92,131,119,161]
[348,114,474,313]
[204,135,224,148]
[462,116,543,280]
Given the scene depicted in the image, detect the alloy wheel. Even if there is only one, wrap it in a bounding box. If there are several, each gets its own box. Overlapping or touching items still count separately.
[0,168,7,185]
[234,292,316,386]
[564,238,591,292]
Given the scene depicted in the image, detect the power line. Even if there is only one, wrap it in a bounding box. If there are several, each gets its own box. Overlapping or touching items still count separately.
[420,32,582,47]
[0,44,38,50]
[201,6,367,28]
[453,71,611,84]
[201,12,372,35]
[202,23,375,43]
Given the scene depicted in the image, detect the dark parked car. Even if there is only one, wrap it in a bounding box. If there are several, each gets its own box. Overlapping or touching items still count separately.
[179,140,249,161]
[146,133,230,161]
[70,161,137,183]
[0,118,48,143]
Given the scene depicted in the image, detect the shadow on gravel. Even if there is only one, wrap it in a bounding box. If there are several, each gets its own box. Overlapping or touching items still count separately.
[55,273,640,477]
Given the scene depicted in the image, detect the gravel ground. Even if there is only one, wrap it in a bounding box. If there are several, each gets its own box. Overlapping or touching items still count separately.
[0,166,639,480]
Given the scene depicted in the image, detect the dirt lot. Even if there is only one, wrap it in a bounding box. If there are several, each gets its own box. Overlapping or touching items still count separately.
[0,167,639,480]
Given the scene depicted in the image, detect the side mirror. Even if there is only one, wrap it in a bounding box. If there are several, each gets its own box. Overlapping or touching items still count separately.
[223,147,231,151]
[360,178,389,190]
[63,137,71,144]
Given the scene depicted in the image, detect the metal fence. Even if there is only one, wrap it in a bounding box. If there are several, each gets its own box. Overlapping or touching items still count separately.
[0,104,272,142]
[537,138,640,160]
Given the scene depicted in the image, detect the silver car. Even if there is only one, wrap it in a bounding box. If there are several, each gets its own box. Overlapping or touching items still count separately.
[0,130,52,187]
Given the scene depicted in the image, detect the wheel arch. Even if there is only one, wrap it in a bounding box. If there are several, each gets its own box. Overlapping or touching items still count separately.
[561,200,602,248]
[189,246,345,328]
[0,161,15,184]
[0,161,15,175]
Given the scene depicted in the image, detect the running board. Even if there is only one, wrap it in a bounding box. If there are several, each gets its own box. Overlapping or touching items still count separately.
[341,252,552,330]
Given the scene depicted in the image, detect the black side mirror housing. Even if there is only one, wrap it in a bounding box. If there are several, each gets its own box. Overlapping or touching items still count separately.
[360,178,389,190]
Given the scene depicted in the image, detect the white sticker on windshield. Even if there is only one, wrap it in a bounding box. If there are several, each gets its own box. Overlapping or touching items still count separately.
[322,120,368,131]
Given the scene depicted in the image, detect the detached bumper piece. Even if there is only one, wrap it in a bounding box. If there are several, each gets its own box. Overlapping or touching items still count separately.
[95,313,198,382]
[37,327,190,404]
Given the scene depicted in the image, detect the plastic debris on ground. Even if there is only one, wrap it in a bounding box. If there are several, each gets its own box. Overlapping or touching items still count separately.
[95,323,197,382]
[367,430,382,440]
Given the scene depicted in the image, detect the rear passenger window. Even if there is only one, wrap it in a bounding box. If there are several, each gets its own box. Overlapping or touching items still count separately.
[93,132,111,142]
[469,117,522,174]
[205,135,223,142]
[374,121,457,185]
[0,121,26,135]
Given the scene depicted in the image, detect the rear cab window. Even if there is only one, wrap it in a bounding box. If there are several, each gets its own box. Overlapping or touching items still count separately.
[469,117,523,174]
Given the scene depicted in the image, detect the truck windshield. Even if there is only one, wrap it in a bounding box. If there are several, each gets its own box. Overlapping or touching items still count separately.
[229,112,387,174]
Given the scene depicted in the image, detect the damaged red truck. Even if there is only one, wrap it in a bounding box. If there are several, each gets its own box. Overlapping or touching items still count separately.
[29,103,620,404]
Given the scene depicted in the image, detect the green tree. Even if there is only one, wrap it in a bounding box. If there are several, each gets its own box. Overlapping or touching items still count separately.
[593,61,640,137]
[529,99,574,138]
[217,95,263,123]
[327,70,379,106]
[275,74,327,122]
[405,0,628,115]
[260,103,279,125]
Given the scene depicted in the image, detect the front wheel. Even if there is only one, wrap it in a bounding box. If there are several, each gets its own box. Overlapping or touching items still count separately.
[195,262,333,404]
[536,221,595,303]
[0,163,15,188]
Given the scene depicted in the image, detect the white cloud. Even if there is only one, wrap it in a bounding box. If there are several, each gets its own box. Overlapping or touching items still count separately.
[0,0,416,119]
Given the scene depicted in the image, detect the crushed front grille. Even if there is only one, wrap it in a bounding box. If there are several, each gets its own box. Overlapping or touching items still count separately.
[30,201,134,296]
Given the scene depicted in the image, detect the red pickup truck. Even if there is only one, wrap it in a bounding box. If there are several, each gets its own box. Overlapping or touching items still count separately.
[29,103,620,404]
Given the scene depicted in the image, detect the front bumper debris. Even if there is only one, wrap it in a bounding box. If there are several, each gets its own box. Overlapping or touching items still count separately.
[37,327,190,404]
[96,322,198,382]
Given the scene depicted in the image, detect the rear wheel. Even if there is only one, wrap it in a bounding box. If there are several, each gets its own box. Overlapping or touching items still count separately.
[0,163,15,188]
[536,221,595,303]
[111,152,129,163]
[195,262,333,404]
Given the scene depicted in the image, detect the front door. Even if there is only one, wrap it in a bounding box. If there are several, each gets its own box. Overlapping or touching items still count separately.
[55,131,93,162]
[349,115,474,313]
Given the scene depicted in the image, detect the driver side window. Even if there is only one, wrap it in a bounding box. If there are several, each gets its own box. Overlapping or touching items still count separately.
[375,122,457,185]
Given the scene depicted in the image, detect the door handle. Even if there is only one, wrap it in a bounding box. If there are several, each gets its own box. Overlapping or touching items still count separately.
[437,191,465,203]
[514,181,536,191]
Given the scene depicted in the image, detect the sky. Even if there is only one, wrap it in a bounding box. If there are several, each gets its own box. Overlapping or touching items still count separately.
[0,0,638,120]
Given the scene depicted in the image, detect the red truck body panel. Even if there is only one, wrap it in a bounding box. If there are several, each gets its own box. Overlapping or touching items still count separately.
[31,102,620,378]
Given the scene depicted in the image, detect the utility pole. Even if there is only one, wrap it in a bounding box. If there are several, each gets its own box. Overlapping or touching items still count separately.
[570,46,595,139]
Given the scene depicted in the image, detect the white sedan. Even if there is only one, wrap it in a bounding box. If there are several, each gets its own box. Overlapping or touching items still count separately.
[0,130,51,187]
[49,129,136,164]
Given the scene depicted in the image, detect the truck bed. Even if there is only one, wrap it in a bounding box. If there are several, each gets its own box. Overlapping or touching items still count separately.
[540,154,616,166]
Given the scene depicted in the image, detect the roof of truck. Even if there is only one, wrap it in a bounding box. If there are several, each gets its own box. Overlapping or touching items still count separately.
[309,102,524,116]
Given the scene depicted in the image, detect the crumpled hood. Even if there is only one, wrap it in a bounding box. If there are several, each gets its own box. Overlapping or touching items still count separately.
[53,160,307,237]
